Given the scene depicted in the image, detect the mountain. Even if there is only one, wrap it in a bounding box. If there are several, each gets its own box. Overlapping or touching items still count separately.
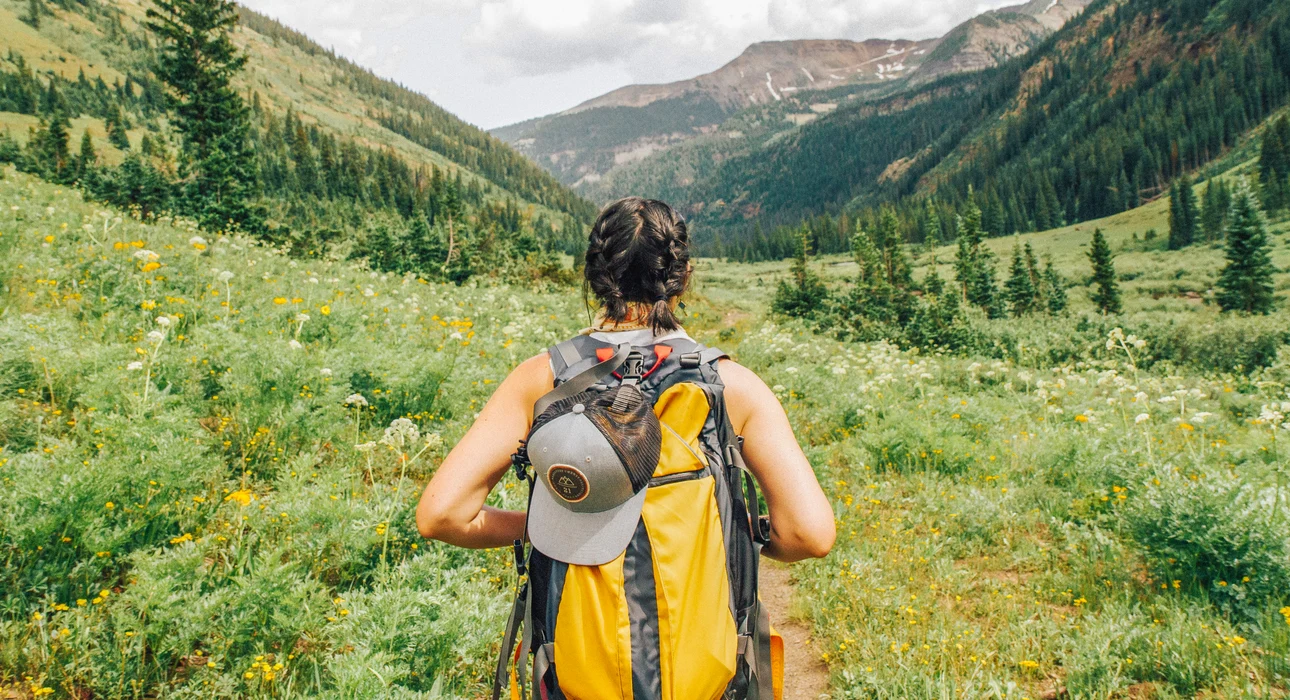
[0,0,596,262]
[666,0,1290,259]
[493,0,1092,193]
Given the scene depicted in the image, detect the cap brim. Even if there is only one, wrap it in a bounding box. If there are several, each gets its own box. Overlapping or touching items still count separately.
[528,481,648,566]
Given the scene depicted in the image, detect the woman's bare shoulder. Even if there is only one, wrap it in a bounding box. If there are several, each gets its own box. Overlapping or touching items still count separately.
[715,359,777,431]
[494,352,554,405]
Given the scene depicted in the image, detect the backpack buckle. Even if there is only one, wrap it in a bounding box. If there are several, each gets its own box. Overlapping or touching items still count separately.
[679,352,701,369]
[621,350,645,385]
[511,451,530,481]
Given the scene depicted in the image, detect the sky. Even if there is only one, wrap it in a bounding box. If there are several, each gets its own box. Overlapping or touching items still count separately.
[237,0,1023,130]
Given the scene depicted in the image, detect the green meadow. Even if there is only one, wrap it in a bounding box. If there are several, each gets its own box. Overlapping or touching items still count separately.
[2,162,1289,697]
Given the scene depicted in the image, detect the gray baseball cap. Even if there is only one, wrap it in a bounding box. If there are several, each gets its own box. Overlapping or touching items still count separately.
[525,386,661,566]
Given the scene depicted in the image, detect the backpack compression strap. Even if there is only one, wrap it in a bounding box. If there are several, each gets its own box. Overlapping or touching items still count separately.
[532,343,631,420]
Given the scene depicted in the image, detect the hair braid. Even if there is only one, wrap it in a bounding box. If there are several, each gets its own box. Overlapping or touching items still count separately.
[584,197,691,334]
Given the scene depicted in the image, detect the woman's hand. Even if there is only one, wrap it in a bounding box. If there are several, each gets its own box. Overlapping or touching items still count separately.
[415,353,552,549]
[719,360,836,562]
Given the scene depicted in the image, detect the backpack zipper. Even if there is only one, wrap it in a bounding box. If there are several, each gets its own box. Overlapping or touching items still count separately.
[648,468,708,487]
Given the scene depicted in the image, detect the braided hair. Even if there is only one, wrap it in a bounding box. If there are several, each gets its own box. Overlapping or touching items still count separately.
[584,197,691,334]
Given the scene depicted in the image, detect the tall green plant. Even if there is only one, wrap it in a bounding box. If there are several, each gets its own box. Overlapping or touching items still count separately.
[146,0,263,233]
[1216,180,1277,314]
[1088,228,1121,315]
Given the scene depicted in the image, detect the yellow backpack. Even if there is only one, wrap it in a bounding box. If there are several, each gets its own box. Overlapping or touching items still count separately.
[494,336,783,700]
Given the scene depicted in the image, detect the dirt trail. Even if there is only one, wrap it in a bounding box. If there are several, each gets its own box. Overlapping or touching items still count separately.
[760,562,830,699]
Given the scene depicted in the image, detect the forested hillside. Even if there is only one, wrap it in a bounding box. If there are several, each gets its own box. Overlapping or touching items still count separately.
[670,0,1290,259]
[0,0,596,279]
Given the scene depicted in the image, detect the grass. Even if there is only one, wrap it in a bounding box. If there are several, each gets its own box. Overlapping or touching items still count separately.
[1,166,1288,698]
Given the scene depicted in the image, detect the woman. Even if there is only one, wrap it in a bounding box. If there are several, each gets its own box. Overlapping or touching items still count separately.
[417,197,834,698]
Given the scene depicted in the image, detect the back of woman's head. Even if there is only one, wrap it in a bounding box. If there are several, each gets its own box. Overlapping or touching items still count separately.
[584,197,691,334]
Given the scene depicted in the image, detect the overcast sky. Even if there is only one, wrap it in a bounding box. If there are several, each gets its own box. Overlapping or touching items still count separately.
[237,0,1021,130]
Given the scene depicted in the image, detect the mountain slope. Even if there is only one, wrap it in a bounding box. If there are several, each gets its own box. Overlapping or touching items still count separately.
[494,0,1091,193]
[0,0,596,246]
[659,0,1290,255]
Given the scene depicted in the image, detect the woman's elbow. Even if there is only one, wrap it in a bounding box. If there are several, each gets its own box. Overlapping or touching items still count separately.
[416,500,451,541]
[798,519,836,559]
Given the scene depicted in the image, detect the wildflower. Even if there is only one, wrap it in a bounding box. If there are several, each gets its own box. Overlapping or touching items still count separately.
[127,361,144,371]
[382,418,420,449]
[1280,606,1290,625]
[273,297,288,305]
[217,271,234,282]
[354,442,377,453]
[1135,413,1150,424]
[288,339,303,350]
[320,368,333,377]
[146,330,165,344]
[1074,415,1089,423]
[225,490,255,506]
[295,313,310,323]
[155,316,172,328]
[320,305,331,315]
[105,502,114,509]
[189,235,207,247]
[132,249,160,262]
[343,393,369,408]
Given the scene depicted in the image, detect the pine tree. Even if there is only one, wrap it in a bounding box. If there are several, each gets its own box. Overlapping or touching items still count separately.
[1168,175,1199,249]
[876,207,912,287]
[851,224,883,287]
[1005,241,1038,316]
[1088,228,1121,314]
[1216,180,1277,314]
[1200,178,1230,242]
[1042,257,1068,314]
[106,107,131,151]
[921,197,942,246]
[953,194,1003,317]
[147,0,263,233]
[772,226,830,318]
[75,129,95,179]
[1259,116,1288,212]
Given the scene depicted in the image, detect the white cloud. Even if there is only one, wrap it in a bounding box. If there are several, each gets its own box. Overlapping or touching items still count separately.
[237,0,1021,127]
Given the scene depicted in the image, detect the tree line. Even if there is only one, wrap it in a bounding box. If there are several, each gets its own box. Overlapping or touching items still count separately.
[774,177,1278,353]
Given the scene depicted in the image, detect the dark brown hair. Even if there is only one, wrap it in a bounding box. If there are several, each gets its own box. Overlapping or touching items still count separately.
[584,197,691,334]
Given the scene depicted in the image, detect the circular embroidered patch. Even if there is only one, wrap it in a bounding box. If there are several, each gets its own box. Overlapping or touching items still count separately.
[547,464,590,503]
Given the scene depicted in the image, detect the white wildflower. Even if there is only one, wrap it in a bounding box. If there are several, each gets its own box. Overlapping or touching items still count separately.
[344,393,369,408]
[127,361,144,371]
[320,368,333,377]
[381,418,420,449]
[354,442,377,453]
[189,236,207,246]
[146,330,165,344]
[295,313,311,323]
[217,270,234,282]
[1135,413,1150,424]
[288,339,303,350]
[133,249,160,262]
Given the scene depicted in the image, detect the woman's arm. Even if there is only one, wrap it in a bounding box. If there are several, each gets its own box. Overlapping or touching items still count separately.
[415,353,553,549]
[718,360,836,563]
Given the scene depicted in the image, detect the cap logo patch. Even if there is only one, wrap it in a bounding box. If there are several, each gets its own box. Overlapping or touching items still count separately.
[547,464,590,503]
